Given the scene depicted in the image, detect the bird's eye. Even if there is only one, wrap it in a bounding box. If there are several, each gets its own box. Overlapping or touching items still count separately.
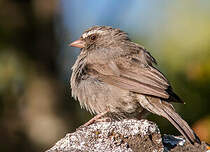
[90,35,96,40]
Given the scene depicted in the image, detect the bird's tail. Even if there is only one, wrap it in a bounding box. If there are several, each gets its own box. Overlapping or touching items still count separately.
[139,96,201,144]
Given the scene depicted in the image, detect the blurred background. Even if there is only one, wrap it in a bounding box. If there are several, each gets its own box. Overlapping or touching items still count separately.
[0,0,210,151]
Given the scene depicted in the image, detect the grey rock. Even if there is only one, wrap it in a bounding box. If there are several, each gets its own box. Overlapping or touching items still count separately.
[46,119,207,152]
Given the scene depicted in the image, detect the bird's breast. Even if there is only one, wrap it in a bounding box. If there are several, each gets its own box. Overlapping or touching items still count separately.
[71,73,143,118]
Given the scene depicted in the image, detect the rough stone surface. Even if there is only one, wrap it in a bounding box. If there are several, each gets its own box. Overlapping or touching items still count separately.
[45,119,208,152]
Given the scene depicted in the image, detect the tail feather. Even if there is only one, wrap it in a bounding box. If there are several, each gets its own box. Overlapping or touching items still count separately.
[139,96,201,144]
[161,103,200,144]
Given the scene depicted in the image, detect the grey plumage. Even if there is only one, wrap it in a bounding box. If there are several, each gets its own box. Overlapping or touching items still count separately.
[70,26,200,144]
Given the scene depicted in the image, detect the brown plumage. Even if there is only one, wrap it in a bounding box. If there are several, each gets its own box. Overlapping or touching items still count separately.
[70,26,200,144]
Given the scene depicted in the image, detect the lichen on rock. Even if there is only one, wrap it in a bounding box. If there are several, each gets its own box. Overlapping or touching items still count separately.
[46,119,208,152]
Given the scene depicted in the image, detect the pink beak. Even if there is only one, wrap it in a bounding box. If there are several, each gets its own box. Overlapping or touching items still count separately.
[69,39,85,48]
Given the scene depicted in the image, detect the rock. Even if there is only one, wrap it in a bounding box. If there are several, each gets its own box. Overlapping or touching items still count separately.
[45,119,208,152]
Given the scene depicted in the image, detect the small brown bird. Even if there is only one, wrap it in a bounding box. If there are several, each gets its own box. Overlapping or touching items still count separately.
[70,26,200,144]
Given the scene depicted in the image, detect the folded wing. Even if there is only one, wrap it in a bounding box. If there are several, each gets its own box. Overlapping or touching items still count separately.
[86,47,182,102]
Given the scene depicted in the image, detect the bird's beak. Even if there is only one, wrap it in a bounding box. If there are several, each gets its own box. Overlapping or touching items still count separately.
[69,39,86,48]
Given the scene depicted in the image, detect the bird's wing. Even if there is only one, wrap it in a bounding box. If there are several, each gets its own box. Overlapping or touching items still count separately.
[87,48,181,102]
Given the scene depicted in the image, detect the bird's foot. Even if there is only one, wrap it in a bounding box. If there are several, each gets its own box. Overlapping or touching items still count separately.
[83,110,109,127]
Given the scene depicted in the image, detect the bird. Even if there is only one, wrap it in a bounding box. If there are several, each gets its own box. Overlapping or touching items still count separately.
[69,26,201,144]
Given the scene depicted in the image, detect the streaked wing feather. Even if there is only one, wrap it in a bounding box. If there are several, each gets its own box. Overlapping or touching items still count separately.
[88,60,170,99]
[120,69,169,89]
[100,74,169,98]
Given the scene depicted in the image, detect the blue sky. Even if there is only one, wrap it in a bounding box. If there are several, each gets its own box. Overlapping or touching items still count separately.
[60,0,169,38]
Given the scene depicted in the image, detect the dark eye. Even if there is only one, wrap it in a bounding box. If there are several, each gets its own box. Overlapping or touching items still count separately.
[90,35,96,40]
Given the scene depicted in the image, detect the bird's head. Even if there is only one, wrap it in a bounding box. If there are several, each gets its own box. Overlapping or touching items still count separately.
[69,26,130,51]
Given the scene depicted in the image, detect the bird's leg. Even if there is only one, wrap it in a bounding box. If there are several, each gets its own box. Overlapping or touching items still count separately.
[83,110,109,126]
